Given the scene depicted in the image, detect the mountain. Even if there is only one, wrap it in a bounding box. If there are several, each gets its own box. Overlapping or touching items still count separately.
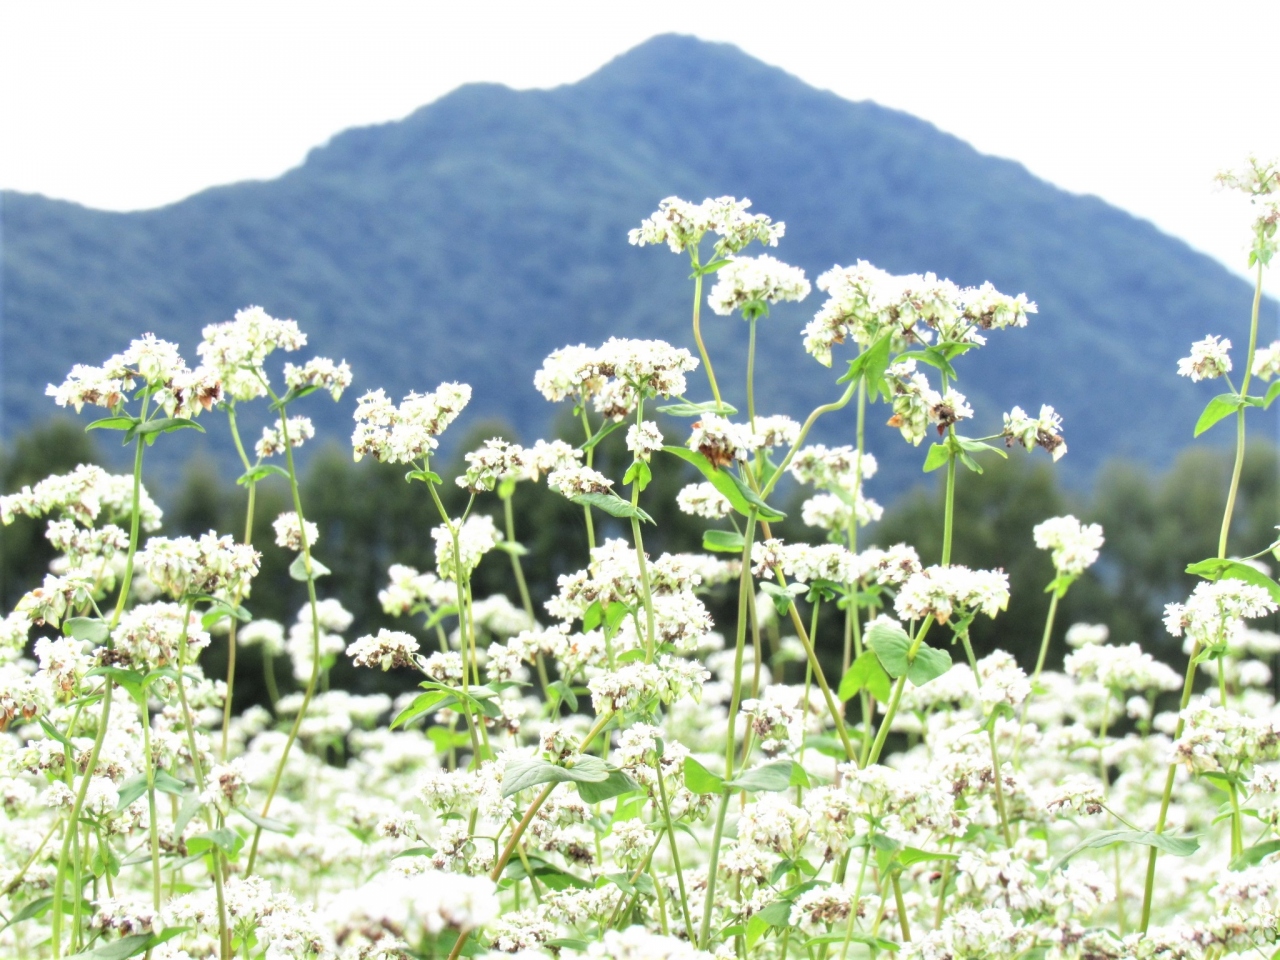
[1,34,1269,494]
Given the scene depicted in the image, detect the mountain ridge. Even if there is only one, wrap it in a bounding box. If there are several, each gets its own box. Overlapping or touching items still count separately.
[2,33,1269,493]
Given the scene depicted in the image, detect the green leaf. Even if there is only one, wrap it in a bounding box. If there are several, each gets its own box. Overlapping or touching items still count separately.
[389,691,449,730]
[234,805,296,835]
[405,468,443,485]
[288,553,331,581]
[1186,557,1280,604]
[898,846,960,866]
[837,332,893,391]
[187,827,244,860]
[702,529,745,553]
[760,581,804,617]
[84,666,146,703]
[1054,830,1199,870]
[153,770,187,796]
[427,726,472,753]
[86,415,140,432]
[922,442,951,473]
[623,459,652,492]
[1229,838,1280,871]
[661,446,785,521]
[549,679,579,713]
[1194,393,1244,437]
[726,760,808,793]
[67,933,154,960]
[2,895,55,930]
[839,649,893,702]
[577,768,640,803]
[237,463,290,486]
[682,756,725,795]
[804,932,899,952]
[1264,380,1280,410]
[908,644,952,686]
[956,435,1007,458]
[200,599,252,630]
[580,418,626,452]
[546,939,591,951]
[867,619,912,679]
[135,417,205,438]
[63,617,109,645]
[501,756,611,798]
[115,775,150,811]
[569,492,654,524]
[493,540,529,558]
[656,399,739,417]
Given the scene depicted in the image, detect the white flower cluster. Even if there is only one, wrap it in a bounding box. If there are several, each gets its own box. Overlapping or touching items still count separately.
[48,333,223,418]
[803,261,1035,367]
[431,515,503,582]
[256,415,315,459]
[199,305,306,401]
[675,481,733,519]
[378,563,457,615]
[1033,515,1104,576]
[458,437,581,493]
[282,356,352,401]
[1163,578,1278,650]
[535,337,698,421]
[138,531,260,599]
[348,628,421,671]
[1001,404,1067,461]
[1177,334,1232,382]
[628,195,784,258]
[707,254,810,316]
[1253,340,1280,380]
[351,382,471,463]
[895,565,1010,624]
[687,414,754,467]
[1174,700,1280,774]
[0,464,163,531]
[1063,642,1181,693]
[272,512,317,552]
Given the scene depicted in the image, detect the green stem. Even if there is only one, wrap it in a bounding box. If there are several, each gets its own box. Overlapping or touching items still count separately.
[745,316,758,429]
[958,631,1012,847]
[579,406,597,550]
[690,268,723,409]
[700,513,757,948]
[502,494,549,697]
[221,406,257,761]
[656,760,694,938]
[1141,258,1266,932]
[140,700,161,910]
[247,406,321,875]
[761,381,857,501]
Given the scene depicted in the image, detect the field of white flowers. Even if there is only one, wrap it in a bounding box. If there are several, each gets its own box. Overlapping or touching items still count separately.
[1,157,1279,960]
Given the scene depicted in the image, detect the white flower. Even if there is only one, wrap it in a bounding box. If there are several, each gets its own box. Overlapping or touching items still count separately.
[349,629,420,671]
[256,416,315,459]
[895,565,1010,624]
[688,415,753,467]
[1033,515,1104,576]
[547,465,614,498]
[1177,335,1232,381]
[282,356,352,400]
[1001,404,1067,461]
[707,254,810,316]
[272,512,317,552]
[432,515,503,581]
[626,421,664,462]
[629,196,783,258]
[1253,340,1280,380]
[676,482,732,519]
[351,382,471,463]
[199,305,306,401]
[1065,622,1109,647]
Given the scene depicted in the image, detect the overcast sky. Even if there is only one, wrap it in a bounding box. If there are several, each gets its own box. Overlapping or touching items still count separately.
[2,1,1276,277]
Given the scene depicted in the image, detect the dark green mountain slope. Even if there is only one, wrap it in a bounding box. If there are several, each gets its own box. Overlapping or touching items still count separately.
[2,34,1269,491]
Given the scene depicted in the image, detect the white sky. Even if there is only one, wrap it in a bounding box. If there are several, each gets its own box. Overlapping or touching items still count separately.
[2,1,1276,277]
